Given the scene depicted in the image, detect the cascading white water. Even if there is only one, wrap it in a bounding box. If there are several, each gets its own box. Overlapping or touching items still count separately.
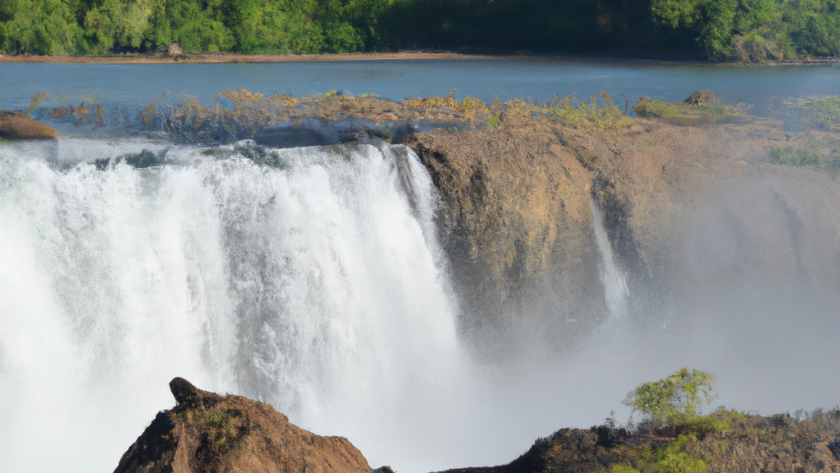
[0,139,464,472]
[589,201,629,319]
[5,137,840,473]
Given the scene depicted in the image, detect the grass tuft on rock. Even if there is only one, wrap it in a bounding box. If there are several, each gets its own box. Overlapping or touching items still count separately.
[634,98,749,126]
[131,89,634,142]
[771,146,840,168]
[796,96,840,132]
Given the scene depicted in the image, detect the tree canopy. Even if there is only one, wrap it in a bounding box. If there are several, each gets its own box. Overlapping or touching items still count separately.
[1,0,838,60]
[623,367,718,426]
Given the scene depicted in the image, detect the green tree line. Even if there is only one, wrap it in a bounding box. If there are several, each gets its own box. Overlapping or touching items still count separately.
[0,0,838,61]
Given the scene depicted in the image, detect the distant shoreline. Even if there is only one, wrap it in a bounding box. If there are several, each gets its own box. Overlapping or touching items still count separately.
[0,51,837,66]
[0,52,507,64]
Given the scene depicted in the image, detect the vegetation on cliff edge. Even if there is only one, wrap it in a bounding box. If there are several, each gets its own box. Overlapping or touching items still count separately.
[634,97,749,126]
[443,369,840,473]
[21,88,632,142]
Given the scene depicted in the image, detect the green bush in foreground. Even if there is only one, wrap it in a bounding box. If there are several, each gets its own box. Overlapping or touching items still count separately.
[597,368,724,473]
[607,434,709,473]
[624,367,718,427]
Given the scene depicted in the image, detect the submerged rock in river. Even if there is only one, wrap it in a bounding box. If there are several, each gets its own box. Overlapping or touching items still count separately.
[114,378,371,473]
[0,110,58,140]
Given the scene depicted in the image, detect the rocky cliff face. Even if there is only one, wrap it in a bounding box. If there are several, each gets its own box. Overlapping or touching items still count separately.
[406,114,840,357]
[405,122,606,360]
[114,378,371,473]
[557,118,840,319]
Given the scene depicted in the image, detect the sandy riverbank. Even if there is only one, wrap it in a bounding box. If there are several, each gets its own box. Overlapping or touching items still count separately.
[0,51,510,64]
[0,50,836,65]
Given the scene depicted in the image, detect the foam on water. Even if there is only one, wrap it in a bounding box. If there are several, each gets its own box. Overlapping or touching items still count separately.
[0,140,465,472]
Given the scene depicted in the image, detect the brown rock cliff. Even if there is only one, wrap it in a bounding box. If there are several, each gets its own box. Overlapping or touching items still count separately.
[114,378,371,473]
[404,121,605,358]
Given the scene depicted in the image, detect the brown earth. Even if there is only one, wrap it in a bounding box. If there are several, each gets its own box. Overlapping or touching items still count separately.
[0,51,836,66]
[0,52,502,64]
[0,110,59,140]
[114,378,371,473]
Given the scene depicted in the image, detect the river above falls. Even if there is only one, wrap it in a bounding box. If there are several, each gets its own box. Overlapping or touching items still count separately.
[1,58,839,116]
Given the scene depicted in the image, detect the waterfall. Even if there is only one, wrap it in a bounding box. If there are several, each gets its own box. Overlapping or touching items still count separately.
[589,201,629,318]
[0,140,463,472]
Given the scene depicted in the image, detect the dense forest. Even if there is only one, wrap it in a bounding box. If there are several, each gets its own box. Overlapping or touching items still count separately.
[0,0,838,61]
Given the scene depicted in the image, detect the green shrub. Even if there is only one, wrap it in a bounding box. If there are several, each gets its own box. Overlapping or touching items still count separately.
[634,98,748,126]
[606,435,709,473]
[799,97,840,132]
[200,408,245,453]
[770,146,840,168]
[624,368,718,427]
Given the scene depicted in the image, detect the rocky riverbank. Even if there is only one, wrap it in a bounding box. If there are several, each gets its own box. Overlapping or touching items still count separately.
[0,52,501,64]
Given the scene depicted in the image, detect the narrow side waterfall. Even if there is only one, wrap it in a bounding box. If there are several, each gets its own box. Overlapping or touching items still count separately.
[589,201,629,318]
[0,140,463,472]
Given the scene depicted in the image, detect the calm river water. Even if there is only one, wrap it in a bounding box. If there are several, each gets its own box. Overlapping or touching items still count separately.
[1,59,838,114]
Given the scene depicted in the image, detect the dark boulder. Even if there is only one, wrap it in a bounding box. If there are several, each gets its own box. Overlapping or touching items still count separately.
[684,90,722,106]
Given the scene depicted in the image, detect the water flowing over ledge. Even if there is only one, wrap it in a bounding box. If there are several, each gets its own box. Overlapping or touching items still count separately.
[590,200,629,319]
[0,140,465,471]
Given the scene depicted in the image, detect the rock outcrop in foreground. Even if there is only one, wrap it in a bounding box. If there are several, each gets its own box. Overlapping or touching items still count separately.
[0,110,58,140]
[114,378,371,473]
[441,411,840,473]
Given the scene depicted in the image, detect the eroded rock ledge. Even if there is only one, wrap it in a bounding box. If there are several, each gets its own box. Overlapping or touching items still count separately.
[114,378,370,473]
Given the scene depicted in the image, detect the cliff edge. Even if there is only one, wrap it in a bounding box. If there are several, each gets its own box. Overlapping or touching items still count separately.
[114,378,371,473]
